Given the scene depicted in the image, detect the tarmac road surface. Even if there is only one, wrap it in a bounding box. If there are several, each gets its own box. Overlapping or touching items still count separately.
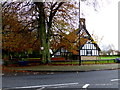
[2,70,120,90]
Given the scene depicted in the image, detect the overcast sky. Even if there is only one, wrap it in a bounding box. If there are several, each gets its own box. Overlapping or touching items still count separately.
[81,0,119,51]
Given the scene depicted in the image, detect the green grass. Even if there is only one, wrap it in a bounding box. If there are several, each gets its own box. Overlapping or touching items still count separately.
[99,56,120,59]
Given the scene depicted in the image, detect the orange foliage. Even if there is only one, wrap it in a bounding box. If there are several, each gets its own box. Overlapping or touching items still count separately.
[79,38,88,46]
[2,8,40,52]
[51,28,89,55]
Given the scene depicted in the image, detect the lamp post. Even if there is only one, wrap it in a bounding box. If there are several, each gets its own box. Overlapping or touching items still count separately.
[79,0,81,65]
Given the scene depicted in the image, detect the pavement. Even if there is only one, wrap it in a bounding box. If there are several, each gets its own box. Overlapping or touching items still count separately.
[2,63,120,76]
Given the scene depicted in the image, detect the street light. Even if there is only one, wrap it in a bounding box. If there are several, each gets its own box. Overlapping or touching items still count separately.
[40,47,44,50]
[79,0,81,65]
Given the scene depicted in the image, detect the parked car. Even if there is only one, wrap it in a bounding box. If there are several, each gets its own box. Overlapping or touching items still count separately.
[115,58,120,63]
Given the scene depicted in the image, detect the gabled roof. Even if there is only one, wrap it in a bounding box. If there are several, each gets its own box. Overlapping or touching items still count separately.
[78,18,101,51]
[53,18,101,55]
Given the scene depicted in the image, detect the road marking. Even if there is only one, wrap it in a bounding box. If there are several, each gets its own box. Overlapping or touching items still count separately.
[9,83,79,89]
[36,87,45,90]
[51,85,68,88]
[82,84,90,88]
[111,79,120,81]
[0,74,4,76]
[95,84,112,86]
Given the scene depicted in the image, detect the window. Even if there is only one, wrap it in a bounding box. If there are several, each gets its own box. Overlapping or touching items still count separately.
[87,50,92,56]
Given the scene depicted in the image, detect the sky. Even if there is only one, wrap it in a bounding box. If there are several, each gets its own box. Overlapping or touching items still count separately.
[81,0,119,51]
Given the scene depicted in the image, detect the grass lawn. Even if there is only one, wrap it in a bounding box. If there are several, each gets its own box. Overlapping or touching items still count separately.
[99,56,120,59]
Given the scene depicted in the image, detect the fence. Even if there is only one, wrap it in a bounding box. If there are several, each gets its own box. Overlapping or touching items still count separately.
[51,59,116,64]
[3,58,118,66]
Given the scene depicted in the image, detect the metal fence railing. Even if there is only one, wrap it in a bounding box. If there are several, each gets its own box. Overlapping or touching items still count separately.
[51,59,116,64]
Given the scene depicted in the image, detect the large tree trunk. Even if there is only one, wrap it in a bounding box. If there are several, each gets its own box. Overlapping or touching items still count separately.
[34,2,64,64]
[46,24,52,63]
[35,2,51,64]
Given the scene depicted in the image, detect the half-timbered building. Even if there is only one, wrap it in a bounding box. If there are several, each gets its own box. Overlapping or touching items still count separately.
[53,18,101,60]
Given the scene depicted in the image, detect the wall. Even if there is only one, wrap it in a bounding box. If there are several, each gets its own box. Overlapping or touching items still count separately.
[81,56,99,60]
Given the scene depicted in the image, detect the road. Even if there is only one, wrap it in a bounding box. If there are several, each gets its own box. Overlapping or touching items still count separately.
[2,70,120,90]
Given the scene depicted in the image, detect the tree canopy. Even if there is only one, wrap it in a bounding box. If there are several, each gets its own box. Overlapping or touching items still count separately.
[2,1,79,63]
[2,0,101,63]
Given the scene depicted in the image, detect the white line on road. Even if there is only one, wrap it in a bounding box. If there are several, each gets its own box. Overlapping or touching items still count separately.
[82,84,90,88]
[51,85,69,88]
[10,83,79,89]
[111,79,120,81]
[0,74,4,76]
[36,87,45,90]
